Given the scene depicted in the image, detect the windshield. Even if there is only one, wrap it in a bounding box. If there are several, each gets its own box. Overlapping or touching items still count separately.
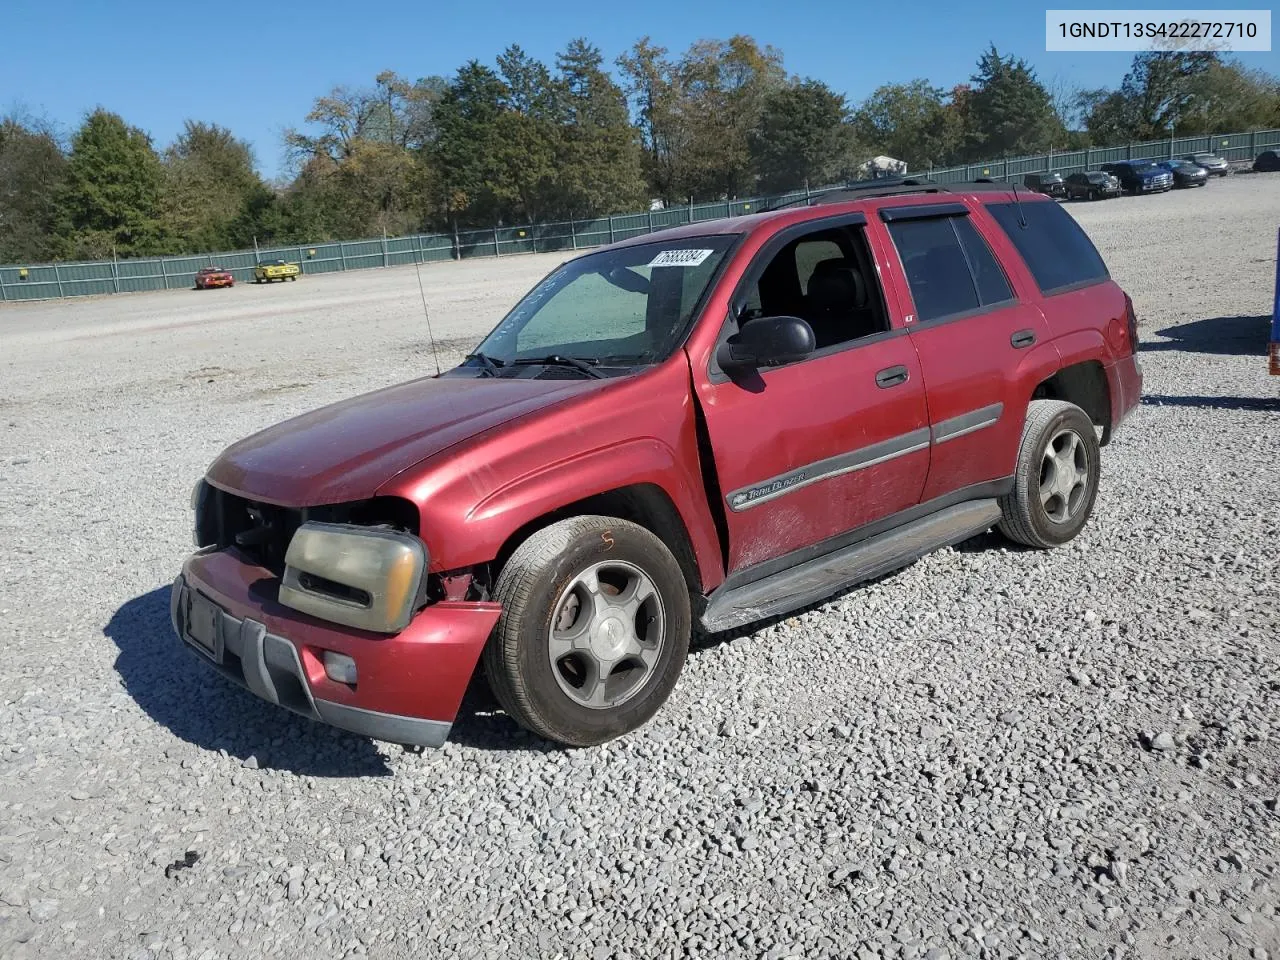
[1129,161,1158,172]
[473,236,736,366]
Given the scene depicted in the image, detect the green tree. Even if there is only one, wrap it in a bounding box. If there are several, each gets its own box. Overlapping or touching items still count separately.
[495,45,561,222]
[750,79,858,192]
[0,115,68,262]
[428,61,511,226]
[60,109,166,257]
[675,35,786,198]
[967,46,1061,157]
[1118,50,1220,138]
[1078,87,1136,144]
[554,39,647,216]
[853,80,961,170]
[162,121,265,252]
[616,38,684,201]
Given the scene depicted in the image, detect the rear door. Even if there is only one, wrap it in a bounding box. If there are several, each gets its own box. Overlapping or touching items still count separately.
[874,201,1052,503]
[692,215,931,578]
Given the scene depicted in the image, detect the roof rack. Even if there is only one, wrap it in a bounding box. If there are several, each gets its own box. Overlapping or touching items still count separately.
[759,177,1019,212]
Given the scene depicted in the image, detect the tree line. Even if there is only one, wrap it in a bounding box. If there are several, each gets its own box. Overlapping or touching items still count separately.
[2,38,1277,264]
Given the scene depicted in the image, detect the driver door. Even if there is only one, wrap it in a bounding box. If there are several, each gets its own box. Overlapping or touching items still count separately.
[692,217,930,579]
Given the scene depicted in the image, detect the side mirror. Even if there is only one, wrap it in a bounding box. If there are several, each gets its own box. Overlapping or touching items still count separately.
[716,315,816,371]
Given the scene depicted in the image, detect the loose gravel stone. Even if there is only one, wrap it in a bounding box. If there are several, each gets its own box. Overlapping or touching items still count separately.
[1,173,1278,959]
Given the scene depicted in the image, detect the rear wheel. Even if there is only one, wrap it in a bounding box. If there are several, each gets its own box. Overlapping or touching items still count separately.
[998,400,1101,549]
[483,515,691,747]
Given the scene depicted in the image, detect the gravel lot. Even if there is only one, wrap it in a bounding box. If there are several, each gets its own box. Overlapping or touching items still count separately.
[2,174,1278,960]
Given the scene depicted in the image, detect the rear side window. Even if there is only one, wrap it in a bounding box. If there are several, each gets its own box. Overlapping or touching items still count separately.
[886,215,1013,323]
[952,217,1013,307]
[985,201,1109,295]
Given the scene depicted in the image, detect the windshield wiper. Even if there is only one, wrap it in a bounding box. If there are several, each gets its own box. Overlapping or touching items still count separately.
[509,355,605,379]
[465,351,507,377]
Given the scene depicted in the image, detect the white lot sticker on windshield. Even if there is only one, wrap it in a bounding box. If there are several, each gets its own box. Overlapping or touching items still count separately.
[648,248,714,268]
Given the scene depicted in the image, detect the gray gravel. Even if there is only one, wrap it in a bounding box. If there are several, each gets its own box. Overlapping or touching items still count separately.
[2,173,1279,960]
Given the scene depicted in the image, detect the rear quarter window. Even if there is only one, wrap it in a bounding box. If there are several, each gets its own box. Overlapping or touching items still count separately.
[985,200,1109,295]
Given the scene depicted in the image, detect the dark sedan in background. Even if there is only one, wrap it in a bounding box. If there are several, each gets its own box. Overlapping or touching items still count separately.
[1158,159,1210,188]
[1182,152,1229,176]
[1064,171,1121,201]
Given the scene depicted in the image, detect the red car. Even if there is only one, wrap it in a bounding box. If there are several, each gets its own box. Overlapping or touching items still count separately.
[195,267,235,289]
[173,180,1142,749]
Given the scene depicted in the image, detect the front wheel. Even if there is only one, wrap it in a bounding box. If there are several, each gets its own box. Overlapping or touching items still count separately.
[483,515,691,746]
[998,400,1101,549]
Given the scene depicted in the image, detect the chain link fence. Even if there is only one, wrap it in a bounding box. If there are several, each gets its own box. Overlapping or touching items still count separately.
[3,128,1278,303]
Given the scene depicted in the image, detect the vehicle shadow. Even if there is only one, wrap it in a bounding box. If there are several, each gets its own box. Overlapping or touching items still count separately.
[104,586,391,776]
[1141,394,1280,412]
[1138,314,1270,356]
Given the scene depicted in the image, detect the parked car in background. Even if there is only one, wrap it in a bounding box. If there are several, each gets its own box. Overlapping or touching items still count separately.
[1254,150,1280,172]
[172,179,1143,748]
[1157,159,1209,188]
[1181,152,1229,176]
[1099,161,1174,194]
[254,258,301,283]
[1064,171,1121,201]
[194,267,235,290]
[1022,172,1066,198]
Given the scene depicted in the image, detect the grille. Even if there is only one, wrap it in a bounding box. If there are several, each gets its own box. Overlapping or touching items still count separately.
[197,488,419,575]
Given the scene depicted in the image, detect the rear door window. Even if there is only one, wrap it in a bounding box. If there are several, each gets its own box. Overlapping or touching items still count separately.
[985,200,1109,295]
[885,214,1012,323]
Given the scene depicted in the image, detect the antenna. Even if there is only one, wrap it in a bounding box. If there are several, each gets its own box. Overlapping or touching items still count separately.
[1011,181,1029,229]
[414,260,442,376]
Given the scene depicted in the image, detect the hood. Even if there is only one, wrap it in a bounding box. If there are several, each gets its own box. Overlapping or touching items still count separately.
[206,374,602,506]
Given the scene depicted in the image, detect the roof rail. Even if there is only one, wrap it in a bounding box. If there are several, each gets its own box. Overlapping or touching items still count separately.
[759,177,1018,212]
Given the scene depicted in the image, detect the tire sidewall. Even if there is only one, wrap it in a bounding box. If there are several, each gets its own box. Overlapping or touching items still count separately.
[501,523,691,745]
[1021,406,1101,546]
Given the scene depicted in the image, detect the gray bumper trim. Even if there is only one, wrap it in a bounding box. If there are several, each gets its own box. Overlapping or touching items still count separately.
[170,576,452,749]
[313,700,452,749]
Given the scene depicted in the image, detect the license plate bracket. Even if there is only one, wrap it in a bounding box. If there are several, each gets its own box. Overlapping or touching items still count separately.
[186,591,225,664]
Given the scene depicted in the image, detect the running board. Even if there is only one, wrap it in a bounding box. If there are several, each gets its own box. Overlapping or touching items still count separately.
[700,499,1003,633]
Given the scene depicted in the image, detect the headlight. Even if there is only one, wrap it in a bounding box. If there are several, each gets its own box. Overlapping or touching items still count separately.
[278,522,427,634]
[191,478,213,547]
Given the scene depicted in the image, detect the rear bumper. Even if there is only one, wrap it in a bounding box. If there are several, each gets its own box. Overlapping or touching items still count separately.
[1106,354,1144,436]
[172,548,502,747]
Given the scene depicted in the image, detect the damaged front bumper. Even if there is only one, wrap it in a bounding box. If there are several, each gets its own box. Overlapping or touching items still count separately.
[171,548,501,748]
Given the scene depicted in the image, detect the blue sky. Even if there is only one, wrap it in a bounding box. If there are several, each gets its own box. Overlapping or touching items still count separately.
[4,0,1276,180]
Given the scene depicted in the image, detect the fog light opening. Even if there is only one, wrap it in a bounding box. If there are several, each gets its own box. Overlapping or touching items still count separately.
[323,651,358,686]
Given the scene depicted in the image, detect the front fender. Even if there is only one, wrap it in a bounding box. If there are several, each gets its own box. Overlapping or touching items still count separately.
[379,362,727,593]
[465,437,723,589]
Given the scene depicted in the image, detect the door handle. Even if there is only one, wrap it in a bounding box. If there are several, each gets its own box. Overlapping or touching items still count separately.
[1011,329,1037,349]
[875,365,909,388]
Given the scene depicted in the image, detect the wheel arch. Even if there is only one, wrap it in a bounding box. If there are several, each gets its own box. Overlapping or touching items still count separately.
[1030,358,1113,445]
[492,482,704,603]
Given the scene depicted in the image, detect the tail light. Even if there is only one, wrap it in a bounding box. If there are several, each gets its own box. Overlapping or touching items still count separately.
[1123,293,1139,354]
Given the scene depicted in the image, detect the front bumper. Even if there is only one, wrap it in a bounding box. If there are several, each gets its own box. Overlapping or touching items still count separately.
[171,548,502,747]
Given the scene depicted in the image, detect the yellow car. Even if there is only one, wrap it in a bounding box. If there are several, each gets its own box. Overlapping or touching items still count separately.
[254,258,301,283]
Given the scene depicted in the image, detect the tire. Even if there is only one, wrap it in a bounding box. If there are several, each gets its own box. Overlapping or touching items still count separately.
[997,400,1101,549]
[483,515,692,746]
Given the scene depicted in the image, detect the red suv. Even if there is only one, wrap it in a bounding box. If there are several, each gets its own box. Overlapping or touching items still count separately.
[172,180,1142,748]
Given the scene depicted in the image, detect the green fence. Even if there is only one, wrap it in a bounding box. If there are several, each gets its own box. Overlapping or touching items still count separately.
[3,128,1278,303]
